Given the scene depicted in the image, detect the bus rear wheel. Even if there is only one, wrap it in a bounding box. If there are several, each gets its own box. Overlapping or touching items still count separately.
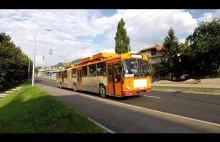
[99,85,106,98]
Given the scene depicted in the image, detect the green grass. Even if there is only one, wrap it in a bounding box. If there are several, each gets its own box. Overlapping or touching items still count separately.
[152,86,220,94]
[0,85,105,133]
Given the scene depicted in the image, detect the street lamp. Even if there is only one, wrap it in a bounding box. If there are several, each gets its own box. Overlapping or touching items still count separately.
[32,29,52,86]
[177,53,183,79]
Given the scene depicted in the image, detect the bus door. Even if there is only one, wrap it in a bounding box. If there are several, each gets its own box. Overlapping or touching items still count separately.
[113,62,122,96]
[77,68,82,90]
[107,62,122,96]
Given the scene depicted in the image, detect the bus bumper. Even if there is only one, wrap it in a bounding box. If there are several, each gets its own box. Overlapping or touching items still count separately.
[122,88,151,97]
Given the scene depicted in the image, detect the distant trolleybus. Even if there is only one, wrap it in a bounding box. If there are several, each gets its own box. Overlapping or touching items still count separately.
[56,52,151,98]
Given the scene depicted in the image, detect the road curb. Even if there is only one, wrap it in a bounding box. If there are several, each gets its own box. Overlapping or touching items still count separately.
[152,88,220,95]
[152,85,220,89]
[153,90,220,95]
[87,117,115,133]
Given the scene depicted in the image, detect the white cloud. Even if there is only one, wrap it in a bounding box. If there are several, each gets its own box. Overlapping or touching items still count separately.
[101,48,115,53]
[198,10,220,22]
[0,9,211,66]
[35,55,44,64]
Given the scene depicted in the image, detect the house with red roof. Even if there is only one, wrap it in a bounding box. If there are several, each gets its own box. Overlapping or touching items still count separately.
[137,44,164,64]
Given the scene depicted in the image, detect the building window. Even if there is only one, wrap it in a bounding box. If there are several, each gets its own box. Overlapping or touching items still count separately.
[82,66,87,77]
[72,69,76,78]
[89,64,96,77]
[97,62,106,76]
[151,49,156,56]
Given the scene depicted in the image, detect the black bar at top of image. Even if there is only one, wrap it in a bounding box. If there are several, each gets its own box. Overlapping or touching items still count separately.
[0,0,219,9]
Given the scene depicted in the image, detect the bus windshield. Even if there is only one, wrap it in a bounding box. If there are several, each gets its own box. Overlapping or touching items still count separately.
[122,59,148,77]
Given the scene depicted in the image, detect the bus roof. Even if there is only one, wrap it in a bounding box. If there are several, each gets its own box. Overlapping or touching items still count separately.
[78,52,118,65]
[58,52,149,71]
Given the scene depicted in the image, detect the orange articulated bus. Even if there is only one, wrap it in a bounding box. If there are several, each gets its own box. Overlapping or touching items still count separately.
[56,52,152,98]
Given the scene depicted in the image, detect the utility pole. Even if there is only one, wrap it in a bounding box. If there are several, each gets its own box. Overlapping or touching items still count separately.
[42,55,45,70]
[49,49,52,69]
[49,49,52,58]
[28,59,30,82]
[32,29,51,86]
[32,32,36,86]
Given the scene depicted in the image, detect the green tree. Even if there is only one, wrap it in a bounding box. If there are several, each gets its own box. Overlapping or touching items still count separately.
[0,32,32,90]
[35,67,39,75]
[114,18,131,54]
[185,18,220,76]
[160,27,181,79]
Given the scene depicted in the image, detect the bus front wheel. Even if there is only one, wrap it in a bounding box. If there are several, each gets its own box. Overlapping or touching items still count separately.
[99,85,106,98]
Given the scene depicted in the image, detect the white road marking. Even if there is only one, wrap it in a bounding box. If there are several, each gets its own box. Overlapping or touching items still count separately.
[87,118,115,133]
[143,95,160,98]
[37,83,220,128]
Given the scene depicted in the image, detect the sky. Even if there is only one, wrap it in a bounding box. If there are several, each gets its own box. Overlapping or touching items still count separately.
[0,9,219,66]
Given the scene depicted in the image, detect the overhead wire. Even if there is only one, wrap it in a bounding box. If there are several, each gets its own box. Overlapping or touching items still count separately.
[37,9,183,64]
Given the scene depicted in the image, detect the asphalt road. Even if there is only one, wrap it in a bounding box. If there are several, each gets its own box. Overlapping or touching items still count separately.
[35,78,220,133]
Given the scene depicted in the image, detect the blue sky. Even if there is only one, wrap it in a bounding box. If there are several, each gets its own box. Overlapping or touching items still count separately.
[101,9,217,18]
[186,9,216,18]
[101,9,117,16]
[0,9,219,66]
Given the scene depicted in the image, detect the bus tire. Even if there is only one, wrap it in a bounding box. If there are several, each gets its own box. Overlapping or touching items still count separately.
[73,83,77,92]
[99,85,106,98]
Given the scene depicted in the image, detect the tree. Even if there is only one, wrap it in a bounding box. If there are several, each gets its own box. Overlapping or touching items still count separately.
[185,18,220,76]
[160,27,181,80]
[35,67,39,75]
[0,32,32,91]
[115,18,131,54]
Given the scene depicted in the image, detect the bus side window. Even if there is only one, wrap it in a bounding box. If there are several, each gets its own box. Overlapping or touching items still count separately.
[56,72,60,78]
[82,66,87,77]
[114,64,121,82]
[89,64,96,77]
[107,65,112,83]
[97,62,106,76]
[64,71,67,78]
[72,69,76,78]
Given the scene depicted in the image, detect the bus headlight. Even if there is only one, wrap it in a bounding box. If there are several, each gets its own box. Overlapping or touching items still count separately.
[126,85,131,90]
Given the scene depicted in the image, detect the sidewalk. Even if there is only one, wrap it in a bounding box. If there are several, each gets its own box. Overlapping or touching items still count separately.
[152,83,220,89]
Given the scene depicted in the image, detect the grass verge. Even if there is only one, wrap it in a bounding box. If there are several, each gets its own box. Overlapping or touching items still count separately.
[0,85,105,133]
[152,86,220,95]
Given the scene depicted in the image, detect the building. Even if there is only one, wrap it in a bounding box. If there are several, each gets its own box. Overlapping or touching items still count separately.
[38,68,58,77]
[137,45,164,64]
